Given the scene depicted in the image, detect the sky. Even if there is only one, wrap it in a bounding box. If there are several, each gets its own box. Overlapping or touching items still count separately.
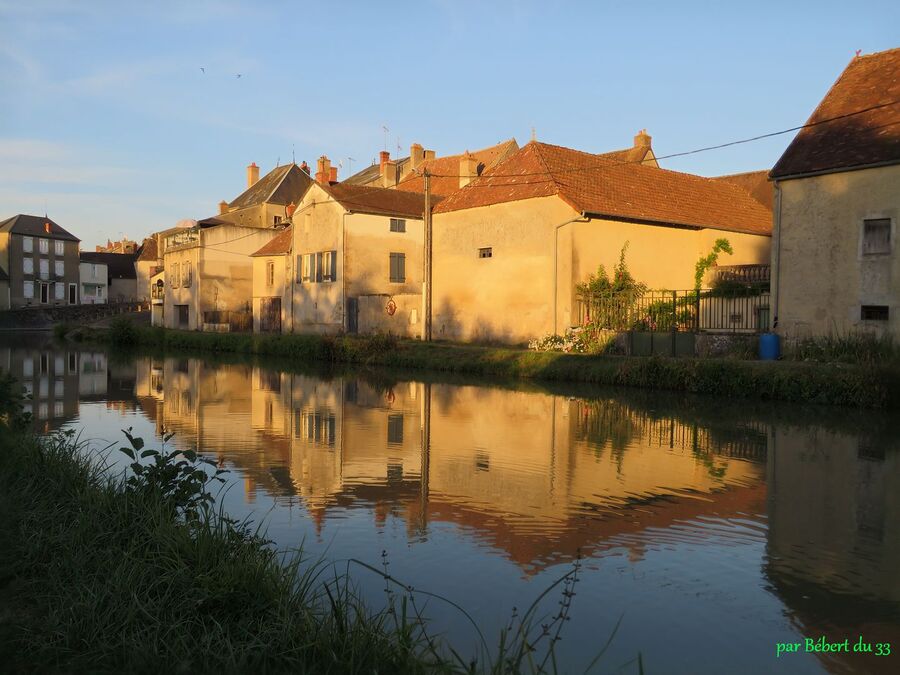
[1,0,898,249]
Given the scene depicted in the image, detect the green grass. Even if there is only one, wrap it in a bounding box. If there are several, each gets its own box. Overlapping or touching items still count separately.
[88,325,900,409]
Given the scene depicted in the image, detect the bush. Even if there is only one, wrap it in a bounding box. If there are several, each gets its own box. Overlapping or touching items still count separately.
[108,316,139,347]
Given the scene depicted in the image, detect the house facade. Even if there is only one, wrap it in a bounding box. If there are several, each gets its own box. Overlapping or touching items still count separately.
[251,226,292,333]
[79,256,109,304]
[78,252,137,302]
[430,141,772,343]
[0,215,81,308]
[770,47,900,338]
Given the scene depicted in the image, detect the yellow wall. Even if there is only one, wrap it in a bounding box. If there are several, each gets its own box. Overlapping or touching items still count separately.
[252,254,289,332]
[773,165,900,338]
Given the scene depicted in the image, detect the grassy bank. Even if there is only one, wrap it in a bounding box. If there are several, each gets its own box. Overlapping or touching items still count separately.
[90,323,900,409]
[0,375,590,674]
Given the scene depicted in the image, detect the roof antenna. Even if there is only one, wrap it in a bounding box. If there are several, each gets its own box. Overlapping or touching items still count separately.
[292,145,295,164]
[276,156,280,167]
[531,127,536,142]
[855,49,862,57]
[382,125,389,151]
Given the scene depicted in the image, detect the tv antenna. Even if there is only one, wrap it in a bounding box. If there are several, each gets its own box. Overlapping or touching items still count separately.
[347,156,356,175]
[382,125,389,151]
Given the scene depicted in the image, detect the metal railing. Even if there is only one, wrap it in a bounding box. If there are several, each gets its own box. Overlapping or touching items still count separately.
[575,288,771,333]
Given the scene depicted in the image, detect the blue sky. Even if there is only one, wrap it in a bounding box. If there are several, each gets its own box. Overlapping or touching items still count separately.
[1,0,897,248]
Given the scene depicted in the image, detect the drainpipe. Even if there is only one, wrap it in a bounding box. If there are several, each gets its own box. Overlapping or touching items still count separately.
[342,211,350,332]
[771,180,783,331]
[552,212,590,334]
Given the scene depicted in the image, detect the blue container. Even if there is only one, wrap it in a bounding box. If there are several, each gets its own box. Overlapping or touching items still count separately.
[759,332,781,360]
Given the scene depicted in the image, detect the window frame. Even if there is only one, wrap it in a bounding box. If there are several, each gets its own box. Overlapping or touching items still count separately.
[22,236,33,253]
[55,240,65,256]
[389,252,406,283]
[861,218,892,257]
[266,260,275,287]
[39,238,49,254]
[389,218,406,233]
[478,247,493,259]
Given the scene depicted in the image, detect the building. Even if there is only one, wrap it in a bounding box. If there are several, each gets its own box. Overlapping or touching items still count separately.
[0,265,9,310]
[216,162,313,228]
[0,214,81,308]
[430,141,772,343]
[134,236,160,302]
[251,226,293,333]
[78,252,137,302]
[259,156,429,335]
[770,47,900,338]
[96,237,137,254]
[78,256,108,304]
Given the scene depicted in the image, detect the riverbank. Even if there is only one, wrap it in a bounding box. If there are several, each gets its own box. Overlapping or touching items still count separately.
[85,323,900,409]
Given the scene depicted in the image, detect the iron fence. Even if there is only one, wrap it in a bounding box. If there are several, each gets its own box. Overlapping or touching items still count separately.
[575,288,771,333]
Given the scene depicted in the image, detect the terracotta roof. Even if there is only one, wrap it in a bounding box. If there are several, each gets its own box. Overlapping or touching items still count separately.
[343,156,410,186]
[228,164,313,209]
[135,237,158,262]
[396,139,519,196]
[711,170,774,210]
[771,48,900,178]
[251,227,292,256]
[0,214,80,242]
[79,252,137,279]
[320,183,432,218]
[434,141,772,236]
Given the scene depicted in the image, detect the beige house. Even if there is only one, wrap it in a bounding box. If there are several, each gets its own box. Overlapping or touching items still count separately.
[430,141,773,343]
[135,236,160,302]
[78,252,137,302]
[250,226,292,332]
[251,157,429,335]
[79,256,108,304]
[0,214,81,308]
[770,47,900,338]
[216,162,313,228]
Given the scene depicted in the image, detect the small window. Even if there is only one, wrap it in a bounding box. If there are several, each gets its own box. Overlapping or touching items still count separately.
[862,219,891,255]
[183,261,192,288]
[54,260,64,277]
[23,257,33,274]
[274,215,282,226]
[266,261,275,287]
[389,252,406,283]
[55,240,64,255]
[322,251,337,282]
[54,283,64,300]
[23,281,34,298]
[861,305,889,321]
[390,218,406,233]
[23,236,33,253]
[387,414,403,445]
[300,254,313,283]
[171,263,180,287]
[39,259,49,279]
[478,247,493,258]
[39,238,49,254]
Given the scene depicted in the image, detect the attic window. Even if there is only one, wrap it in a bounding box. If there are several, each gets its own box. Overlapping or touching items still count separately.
[390,218,406,233]
[861,305,889,321]
[478,247,493,259]
[862,218,891,255]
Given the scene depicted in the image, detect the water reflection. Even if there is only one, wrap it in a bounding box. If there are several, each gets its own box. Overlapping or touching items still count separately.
[2,336,899,674]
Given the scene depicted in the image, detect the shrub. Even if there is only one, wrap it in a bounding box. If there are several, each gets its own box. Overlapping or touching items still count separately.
[108,316,138,347]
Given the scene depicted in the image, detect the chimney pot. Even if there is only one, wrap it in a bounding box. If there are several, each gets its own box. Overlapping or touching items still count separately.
[218,200,229,215]
[634,129,651,149]
[247,162,260,188]
[379,150,390,171]
[286,202,297,218]
[423,149,436,161]
[300,161,310,174]
[315,155,332,185]
[45,222,52,233]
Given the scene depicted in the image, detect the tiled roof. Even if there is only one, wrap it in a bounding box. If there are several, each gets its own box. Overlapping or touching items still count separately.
[251,227,292,256]
[711,170,774,211]
[0,214,80,242]
[396,139,519,196]
[771,48,900,178]
[597,144,656,166]
[343,156,411,186]
[228,164,313,209]
[135,237,159,262]
[320,183,432,218]
[79,252,137,279]
[434,142,772,236]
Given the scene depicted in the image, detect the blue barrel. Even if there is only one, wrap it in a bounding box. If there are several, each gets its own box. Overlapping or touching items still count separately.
[759,332,781,360]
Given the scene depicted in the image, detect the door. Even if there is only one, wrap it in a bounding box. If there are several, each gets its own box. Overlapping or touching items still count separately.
[40,283,49,304]
[177,305,189,328]
[68,283,77,305]
[347,297,358,334]
[260,297,281,333]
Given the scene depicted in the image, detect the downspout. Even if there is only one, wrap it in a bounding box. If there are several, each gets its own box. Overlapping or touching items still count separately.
[552,212,590,334]
[771,180,783,331]
[342,211,350,332]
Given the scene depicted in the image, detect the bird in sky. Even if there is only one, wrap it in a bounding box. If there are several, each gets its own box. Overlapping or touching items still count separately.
[200,67,205,74]
[235,73,242,79]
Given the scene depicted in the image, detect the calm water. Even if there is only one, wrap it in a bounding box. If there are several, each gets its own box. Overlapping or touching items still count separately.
[2,334,899,674]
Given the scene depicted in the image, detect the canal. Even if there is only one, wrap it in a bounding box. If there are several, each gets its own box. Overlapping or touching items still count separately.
[2,334,898,674]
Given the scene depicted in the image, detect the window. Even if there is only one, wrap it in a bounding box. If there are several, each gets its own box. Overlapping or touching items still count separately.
[54,260,64,277]
[183,261,192,288]
[390,218,406,233]
[273,215,282,226]
[39,238,49,254]
[266,261,275,287]
[68,353,77,374]
[23,257,33,274]
[171,263,180,287]
[54,283,64,301]
[861,305,889,321]
[862,218,891,255]
[298,251,336,283]
[91,264,98,279]
[23,236,33,253]
[478,247,493,258]
[23,281,33,299]
[387,414,403,445]
[322,251,336,282]
[55,240,64,255]
[389,252,406,283]
[299,254,311,282]
[39,259,49,279]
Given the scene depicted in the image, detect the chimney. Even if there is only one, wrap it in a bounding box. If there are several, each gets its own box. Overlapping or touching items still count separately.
[247,162,260,188]
[286,202,297,218]
[409,143,425,170]
[218,200,229,214]
[300,161,310,174]
[379,150,390,173]
[459,152,479,188]
[315,155,332,184]
[329,166,338,183]
[634,129,651,149]
[381,160,398,188]
[423,149,436,161]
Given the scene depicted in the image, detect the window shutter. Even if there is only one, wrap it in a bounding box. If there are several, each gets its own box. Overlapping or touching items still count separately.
[399,253,405,282]
[315,252,323,282]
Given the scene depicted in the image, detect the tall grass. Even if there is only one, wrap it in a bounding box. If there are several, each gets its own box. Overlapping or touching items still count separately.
[789,331,898,366]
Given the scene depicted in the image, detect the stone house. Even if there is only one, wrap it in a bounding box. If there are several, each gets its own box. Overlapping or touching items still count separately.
[0,214,81,308]
[78,251,137,302]
[770,47,900,338]
[78,256,108,304]
[430,141,773,343]
[250,226,293,333]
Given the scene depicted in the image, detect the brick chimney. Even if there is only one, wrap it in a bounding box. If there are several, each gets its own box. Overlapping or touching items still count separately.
[381,160,398,188]
[329,166,338,183]
[247,162,259,188]
[286,202,297,218]
[218,200,229,214]
[379,150,390,173]
[423,149,436,160]
[634,129,651,149]
[409,143,425,171]
[300,161,310,174]
[459,151,478,188]
[315,156,332,184]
